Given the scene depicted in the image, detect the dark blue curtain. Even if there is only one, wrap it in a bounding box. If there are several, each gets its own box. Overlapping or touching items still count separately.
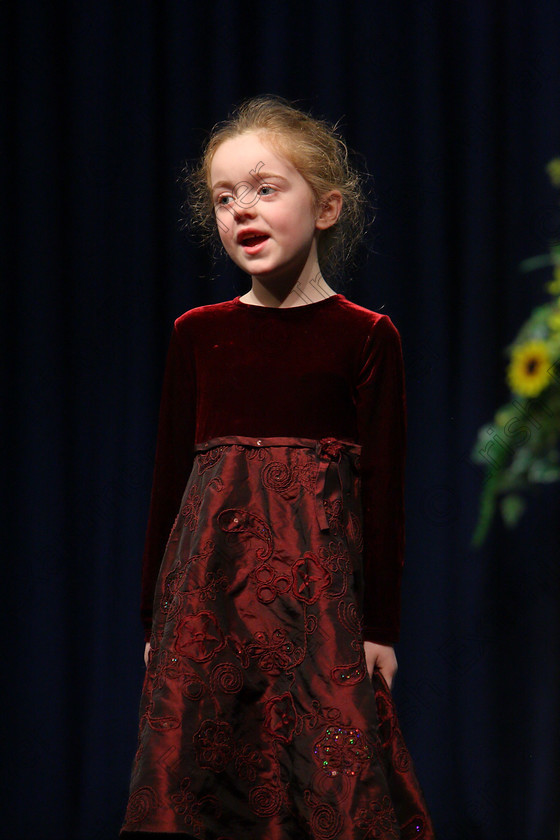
[5,1,560,838]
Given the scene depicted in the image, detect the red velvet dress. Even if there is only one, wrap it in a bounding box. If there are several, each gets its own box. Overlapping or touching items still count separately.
[121,294,434,839]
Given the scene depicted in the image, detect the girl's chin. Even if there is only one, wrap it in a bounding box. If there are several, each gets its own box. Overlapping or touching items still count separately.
[237,261,282,278]
[247,267,297,283]
[232,253,313,284]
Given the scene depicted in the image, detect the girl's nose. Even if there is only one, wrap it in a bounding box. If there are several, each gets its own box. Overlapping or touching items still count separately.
[232,200,257,220]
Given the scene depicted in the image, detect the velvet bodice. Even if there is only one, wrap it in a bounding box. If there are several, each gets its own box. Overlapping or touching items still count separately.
[140,294,407,645]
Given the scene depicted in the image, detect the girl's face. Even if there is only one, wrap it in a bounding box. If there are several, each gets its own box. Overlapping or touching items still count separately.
[210,132,332,284]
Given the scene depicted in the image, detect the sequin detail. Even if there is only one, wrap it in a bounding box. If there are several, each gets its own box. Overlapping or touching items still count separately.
[314,726,372,776]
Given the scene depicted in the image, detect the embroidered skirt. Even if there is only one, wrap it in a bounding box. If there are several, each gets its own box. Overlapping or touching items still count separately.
[121,436,434,839]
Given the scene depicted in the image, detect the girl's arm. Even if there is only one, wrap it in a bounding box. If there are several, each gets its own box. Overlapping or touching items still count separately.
[355,314,407,676]
[140,322,197,650]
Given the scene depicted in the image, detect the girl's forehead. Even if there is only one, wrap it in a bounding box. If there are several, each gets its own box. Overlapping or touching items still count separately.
[210,132,296,184]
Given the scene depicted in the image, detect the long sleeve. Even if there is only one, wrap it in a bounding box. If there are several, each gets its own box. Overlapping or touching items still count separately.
[140,324,197,641]
[355,315,407,645]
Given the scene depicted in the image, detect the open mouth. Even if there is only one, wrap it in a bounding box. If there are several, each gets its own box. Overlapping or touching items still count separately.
[242,234,268,247]
[239,233,269,248]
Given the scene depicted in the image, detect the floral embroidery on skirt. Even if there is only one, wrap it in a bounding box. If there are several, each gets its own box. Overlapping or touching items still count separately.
[121,436,434,839]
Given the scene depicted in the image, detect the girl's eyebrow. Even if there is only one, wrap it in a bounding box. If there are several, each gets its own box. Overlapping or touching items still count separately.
[212,179,234,190]
[211,172,288,191]
[254,172,288,182]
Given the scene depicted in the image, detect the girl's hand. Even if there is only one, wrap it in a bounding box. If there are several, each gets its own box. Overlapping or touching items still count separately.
[363,641,397,689]
[144,641,151,667]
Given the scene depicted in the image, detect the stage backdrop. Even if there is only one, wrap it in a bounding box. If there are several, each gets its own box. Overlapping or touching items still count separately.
[4,1,560,838]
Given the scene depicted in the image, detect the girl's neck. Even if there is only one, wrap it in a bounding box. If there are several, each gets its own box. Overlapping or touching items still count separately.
[240,274,337,309]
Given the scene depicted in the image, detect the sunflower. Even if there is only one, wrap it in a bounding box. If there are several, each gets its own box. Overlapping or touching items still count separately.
[506,340,552,397]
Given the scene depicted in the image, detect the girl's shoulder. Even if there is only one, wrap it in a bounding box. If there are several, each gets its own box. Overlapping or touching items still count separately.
[333,297,402,344]
[174,298,240,330]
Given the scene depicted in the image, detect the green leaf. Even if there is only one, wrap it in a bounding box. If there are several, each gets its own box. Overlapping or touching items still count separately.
[500,494,526,527]
[508,447,534,477]
[471,471,501,548]
[519,254,555,273]
[527,458,560,483]
[471,425,512,472]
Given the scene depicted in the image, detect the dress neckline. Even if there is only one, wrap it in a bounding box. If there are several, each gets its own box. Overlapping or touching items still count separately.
[232,293,344,311]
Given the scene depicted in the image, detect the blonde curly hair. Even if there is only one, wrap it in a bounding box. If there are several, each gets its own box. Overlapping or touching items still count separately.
[184,95,370,280]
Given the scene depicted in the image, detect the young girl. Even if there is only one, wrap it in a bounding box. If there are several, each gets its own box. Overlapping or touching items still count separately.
[121,96,434,840]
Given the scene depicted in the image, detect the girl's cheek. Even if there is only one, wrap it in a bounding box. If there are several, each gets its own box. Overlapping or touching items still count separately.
[215,212,233,242]
[217,228,237,259]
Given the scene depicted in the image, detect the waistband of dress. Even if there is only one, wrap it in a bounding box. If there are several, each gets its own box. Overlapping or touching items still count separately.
[194,435,362,456]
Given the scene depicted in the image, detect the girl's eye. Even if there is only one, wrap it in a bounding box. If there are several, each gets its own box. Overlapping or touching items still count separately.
[216,194,234,206]
[258,185,276,197]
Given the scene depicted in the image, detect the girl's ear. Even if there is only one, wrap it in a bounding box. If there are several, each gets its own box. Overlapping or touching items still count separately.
[316,191,343,230]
